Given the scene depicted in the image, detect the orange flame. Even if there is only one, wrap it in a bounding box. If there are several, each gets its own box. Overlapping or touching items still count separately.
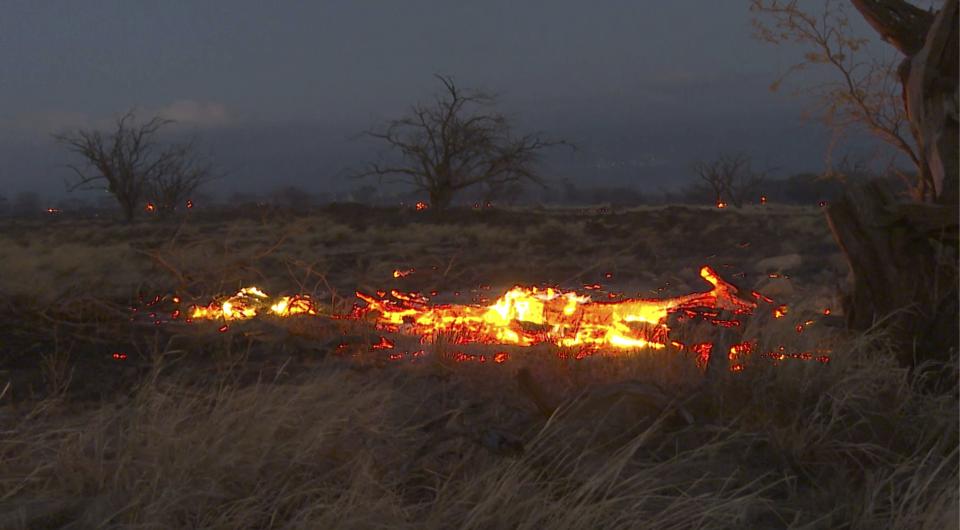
[189,287,319,320]
[176,266,832,369]
[353,266,755,352]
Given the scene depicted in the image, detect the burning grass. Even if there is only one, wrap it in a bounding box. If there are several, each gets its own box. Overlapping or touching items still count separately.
[0,204,956,528]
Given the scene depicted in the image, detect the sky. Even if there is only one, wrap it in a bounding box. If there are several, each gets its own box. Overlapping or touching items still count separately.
[0,0,903,200]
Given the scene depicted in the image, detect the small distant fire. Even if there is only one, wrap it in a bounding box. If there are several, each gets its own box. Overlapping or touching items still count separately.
[393,268,415,278]
[415,201,429,211]
[145,202,156,213]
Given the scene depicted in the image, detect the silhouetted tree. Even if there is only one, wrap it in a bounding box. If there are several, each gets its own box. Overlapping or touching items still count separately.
[55,110,213,222]
[751,0,957,204]
[150,141,214,218]
[692,153,767,207]
[360,75,566,210]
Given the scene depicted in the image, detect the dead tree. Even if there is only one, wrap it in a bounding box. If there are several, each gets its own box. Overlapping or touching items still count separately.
[750,0,939,201]
[827,1,958,367]
[849,0,958,206]
[360,75,565,211]
[149,142,214,218]
[755,1,958,367]
[692,153,766,208]
[55,111,212,222]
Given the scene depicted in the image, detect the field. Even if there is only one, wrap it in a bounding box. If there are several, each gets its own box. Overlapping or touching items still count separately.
[0,204,956,529]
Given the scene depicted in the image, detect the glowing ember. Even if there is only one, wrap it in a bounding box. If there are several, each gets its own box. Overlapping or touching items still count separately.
[354,266,755,352]
[189,287,319,320]
[174,265,832,370]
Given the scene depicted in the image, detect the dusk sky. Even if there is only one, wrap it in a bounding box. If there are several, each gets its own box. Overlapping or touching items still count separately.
[0,0,902,199]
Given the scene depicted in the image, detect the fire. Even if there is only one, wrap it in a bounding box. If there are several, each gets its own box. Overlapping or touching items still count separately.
[189,287,319,320]
[174,265,831,369]
[353,266,755,352]
[393,268,415,278]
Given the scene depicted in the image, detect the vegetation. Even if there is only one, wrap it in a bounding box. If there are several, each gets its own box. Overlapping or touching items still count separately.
[692,153,769,208]
[55,111,213,222]
[360,75,566,211]
[751,0,958,204]
[0,204,955,528]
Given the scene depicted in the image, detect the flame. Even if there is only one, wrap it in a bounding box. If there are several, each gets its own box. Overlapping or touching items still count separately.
[177,265,831,369]
[353,266,755,352]
[190,287,318,320]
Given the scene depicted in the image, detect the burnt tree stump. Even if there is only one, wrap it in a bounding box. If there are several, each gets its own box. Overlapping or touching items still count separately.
[825,179,959,367]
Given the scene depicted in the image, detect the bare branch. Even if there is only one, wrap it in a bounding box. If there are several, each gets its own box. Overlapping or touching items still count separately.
[750,0,934,199]
[54,110,213,221]
[357,75,566,209]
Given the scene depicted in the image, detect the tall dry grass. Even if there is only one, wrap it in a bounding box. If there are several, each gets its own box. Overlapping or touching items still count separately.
[0,327,955,529]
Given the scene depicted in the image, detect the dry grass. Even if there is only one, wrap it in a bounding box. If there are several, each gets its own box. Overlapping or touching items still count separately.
[0,204,956,529]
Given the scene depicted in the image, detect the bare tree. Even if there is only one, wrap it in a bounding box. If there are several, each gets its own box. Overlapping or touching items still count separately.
[692,153,767,208]
[149,142,214,218]
[754,0,958,369]
[55,110,212,222]
[750,0,934,199]
[360,75,566,210]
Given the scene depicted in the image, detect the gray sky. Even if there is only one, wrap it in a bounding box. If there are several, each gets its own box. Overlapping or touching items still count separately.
[0,0,900,199]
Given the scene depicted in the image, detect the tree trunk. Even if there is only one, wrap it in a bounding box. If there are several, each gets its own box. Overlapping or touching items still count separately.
[825,179,958,367]
[830,1,960,369]
[850,0,959,205]
[428,187,454,211]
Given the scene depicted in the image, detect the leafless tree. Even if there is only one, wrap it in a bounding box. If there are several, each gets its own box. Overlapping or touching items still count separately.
[749,0,933,199]
[360,75,566,210]
[149,142,214,218]
[692,153,768,208]
[55,110,212,221]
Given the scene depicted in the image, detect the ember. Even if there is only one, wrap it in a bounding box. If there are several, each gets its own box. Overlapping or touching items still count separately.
[353,266,755,352]
[174,265,831,370]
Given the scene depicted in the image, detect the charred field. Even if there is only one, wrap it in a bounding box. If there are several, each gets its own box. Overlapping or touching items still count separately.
[0,203,956,529]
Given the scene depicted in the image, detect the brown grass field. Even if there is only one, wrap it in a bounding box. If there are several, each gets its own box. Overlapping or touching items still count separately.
[0,204,956,529]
